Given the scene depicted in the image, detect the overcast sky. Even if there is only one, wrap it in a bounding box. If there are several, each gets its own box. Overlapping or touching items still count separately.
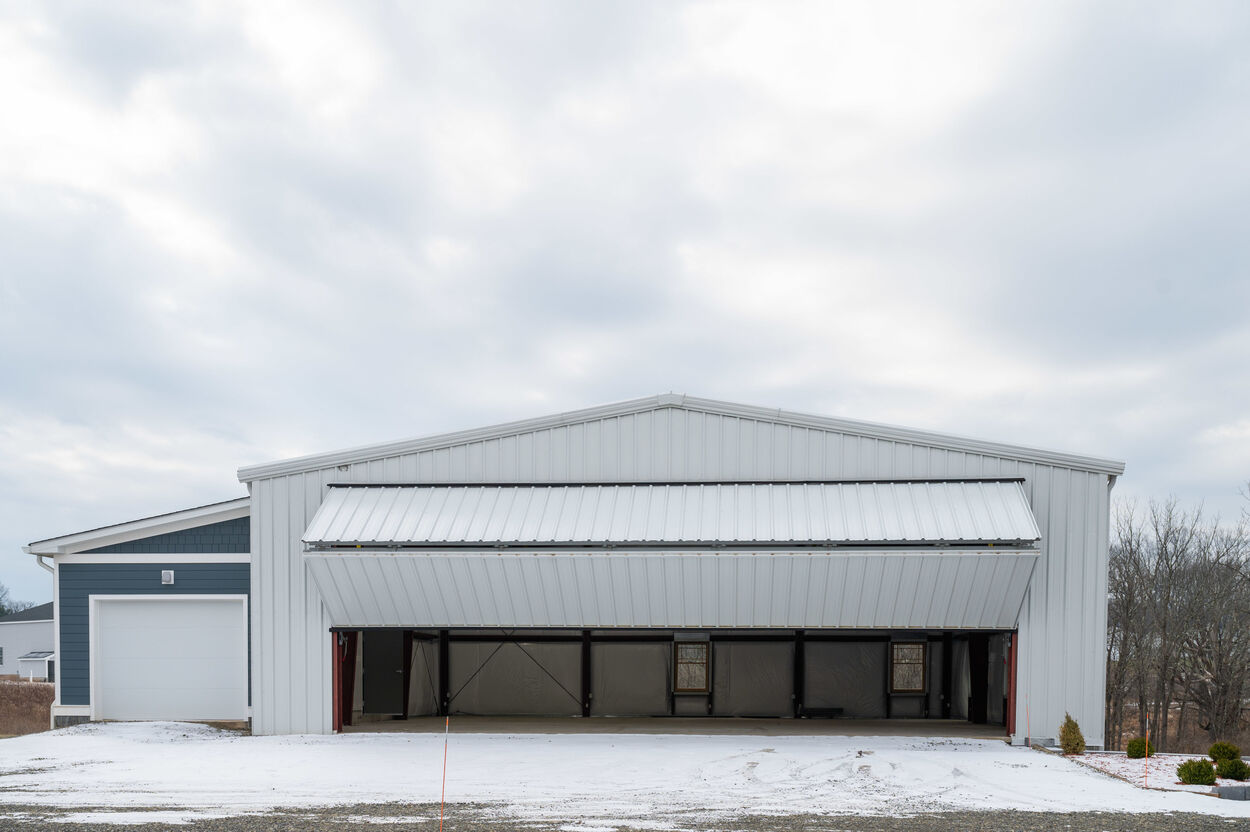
[2,1,1248,603]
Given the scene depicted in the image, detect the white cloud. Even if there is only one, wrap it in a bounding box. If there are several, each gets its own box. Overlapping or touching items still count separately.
[1,0,1248,601]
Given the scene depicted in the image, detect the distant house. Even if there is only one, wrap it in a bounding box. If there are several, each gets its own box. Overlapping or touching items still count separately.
[24,395,1124,747]
[0,602,54,682]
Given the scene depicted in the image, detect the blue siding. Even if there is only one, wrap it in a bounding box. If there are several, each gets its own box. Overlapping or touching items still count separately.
[85,517,250,554]
[58,563,250,706]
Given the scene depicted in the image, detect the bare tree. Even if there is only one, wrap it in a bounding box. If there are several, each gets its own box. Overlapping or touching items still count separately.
[1106,498,1250,750]
[0,581,35,617]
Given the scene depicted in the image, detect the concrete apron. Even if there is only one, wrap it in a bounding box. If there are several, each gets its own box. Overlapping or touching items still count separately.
[344,716,1008,738]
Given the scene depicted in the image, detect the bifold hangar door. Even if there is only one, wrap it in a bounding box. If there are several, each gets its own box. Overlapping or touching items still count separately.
[91,596,248,721]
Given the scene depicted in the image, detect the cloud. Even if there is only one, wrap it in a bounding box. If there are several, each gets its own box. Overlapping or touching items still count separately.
[1,1,1248,601]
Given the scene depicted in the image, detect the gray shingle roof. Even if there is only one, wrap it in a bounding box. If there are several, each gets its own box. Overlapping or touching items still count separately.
[0,602,53,623]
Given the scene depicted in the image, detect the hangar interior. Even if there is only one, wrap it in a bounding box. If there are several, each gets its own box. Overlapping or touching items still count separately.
[333,628,1013,729]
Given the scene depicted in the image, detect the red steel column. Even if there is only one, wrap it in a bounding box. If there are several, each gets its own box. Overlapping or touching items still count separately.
[1007,631,1018,737]
[332,633,343,733]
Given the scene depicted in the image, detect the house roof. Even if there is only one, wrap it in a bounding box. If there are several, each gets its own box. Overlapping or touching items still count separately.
[18,651,54,660]
[24,498,250,556]
[0,602,53,624]
[238,393,1126,482]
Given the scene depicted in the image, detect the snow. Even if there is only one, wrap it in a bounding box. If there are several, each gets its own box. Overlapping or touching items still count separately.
[1,722,1248,825]
[1077,751,1242,795]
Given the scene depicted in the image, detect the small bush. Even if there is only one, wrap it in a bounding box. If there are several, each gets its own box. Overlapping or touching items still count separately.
[1209,742,1241,762]
[1216,758,1250,781]
[1126,736,1155,759]
[1059,712,1085,755]
[1177,758,1217,786]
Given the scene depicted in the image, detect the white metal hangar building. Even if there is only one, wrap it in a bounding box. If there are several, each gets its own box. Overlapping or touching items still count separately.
[26,395,1124,746]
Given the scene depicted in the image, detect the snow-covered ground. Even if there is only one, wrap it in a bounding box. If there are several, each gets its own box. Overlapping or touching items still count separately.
[1,722,1248,825]
[1077,751,1244,794]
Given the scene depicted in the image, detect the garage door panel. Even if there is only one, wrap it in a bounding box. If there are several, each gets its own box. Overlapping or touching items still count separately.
[102,686,243,721]
[101,625,244,658]
[94,598,247,721]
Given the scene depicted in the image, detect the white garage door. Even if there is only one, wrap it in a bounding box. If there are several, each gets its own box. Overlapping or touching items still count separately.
[93,596,248,721]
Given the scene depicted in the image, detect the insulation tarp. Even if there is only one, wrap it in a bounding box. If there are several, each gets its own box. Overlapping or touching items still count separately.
[713,642,794,716]
[448,642,580,716]
[591,642,671,716]
[805,641,887,717]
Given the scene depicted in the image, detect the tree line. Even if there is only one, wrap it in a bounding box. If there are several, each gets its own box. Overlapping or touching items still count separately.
[0,582,36,617]
[1105,497,1250,751]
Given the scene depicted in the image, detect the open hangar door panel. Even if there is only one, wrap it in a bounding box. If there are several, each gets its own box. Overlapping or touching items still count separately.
[92,596,248,722]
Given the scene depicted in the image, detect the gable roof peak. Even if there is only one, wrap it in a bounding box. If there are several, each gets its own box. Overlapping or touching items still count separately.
[237,393,1125,482]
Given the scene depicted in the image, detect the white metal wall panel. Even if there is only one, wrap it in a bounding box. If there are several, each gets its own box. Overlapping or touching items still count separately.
[303,550,1037,630]
[246,401,1116,746]
[303,482,1041,547]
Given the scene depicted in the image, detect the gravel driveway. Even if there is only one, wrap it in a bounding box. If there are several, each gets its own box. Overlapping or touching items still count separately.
[2,803,1246,831]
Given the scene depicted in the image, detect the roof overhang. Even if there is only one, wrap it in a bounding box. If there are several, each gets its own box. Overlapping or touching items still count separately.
[24,497,250,556]
[304,548,1039,630]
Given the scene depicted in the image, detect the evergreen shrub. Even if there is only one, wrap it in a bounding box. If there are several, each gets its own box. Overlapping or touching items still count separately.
[1215,758,1250,781]
[1209,742,1241,762]
[1177,758,1216,786]
[1059,713,1085,755]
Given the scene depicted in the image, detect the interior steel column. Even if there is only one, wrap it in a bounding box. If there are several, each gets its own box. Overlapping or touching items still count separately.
[941,633,953,718]
[332,632,342,732]
[438,629,450,716]
[969,632,990,724]
[1007,632,1018,737]
[341,632,358,728]
[581,630,592,717]
[793,630,805,718]
[884,640,892,718]
[401,631,414,719]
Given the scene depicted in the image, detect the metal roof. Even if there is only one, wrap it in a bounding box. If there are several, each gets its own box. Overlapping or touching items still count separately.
[18,651,54,660]
[304,549,1038,629]
[0,602,53,624]
[303,481,1041,548]
[239,394,1126,481]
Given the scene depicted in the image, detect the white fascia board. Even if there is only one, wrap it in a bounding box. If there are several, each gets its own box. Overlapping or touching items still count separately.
[24,498,250,556]
[55,552,251,565]
[236,393,1126,482]
[0,619,53,625]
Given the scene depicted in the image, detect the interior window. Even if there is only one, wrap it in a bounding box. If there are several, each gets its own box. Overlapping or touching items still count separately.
[674,642,709,692]
[891,642,926,693]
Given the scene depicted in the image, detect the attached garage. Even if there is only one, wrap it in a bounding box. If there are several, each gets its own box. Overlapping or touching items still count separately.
[91,596,248,722]
[26,501,251,728]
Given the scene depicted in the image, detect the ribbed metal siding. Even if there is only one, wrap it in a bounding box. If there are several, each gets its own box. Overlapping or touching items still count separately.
[305,550,1037,630]
[247,405,1113,746]
[303,482,1040,547]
